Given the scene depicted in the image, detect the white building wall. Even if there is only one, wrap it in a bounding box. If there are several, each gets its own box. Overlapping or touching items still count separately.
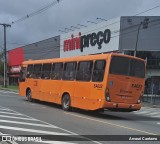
[60,17,120,58]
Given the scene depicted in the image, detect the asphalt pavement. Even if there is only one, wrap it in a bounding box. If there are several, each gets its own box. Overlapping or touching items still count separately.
[0,90,160,144]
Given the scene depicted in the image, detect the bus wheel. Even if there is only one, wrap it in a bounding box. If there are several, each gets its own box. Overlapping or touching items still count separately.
[27,89,32,102]
[62,94,71,111]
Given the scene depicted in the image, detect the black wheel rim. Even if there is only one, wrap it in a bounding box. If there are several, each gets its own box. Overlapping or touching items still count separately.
[63,96,69,109]
[27,91,32,101]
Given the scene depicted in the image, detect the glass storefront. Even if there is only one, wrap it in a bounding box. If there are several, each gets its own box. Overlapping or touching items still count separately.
[124,51,160,96]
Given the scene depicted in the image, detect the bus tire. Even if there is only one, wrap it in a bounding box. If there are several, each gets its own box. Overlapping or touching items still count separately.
[62,94,71,111]
[27,89,33,102]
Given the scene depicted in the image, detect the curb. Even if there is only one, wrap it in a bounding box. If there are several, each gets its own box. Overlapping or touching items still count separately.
[142,103,160,108]
[0,88,18,93]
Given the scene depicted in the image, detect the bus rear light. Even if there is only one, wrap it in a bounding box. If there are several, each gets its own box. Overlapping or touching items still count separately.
[105,88,110,102]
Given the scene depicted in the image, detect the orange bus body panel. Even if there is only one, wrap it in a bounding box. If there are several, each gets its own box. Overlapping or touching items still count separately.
[19,53,145,111]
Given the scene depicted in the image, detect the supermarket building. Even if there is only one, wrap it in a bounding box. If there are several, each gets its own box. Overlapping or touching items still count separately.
[8,16,160,94]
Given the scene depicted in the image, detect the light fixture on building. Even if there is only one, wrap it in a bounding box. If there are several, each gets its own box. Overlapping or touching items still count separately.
[134,17,149,57]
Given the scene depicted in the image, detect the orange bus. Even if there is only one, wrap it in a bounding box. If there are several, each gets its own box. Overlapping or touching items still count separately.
[19,53,146,112]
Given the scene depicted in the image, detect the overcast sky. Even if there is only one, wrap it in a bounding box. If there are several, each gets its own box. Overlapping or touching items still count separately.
[0,0,160,50]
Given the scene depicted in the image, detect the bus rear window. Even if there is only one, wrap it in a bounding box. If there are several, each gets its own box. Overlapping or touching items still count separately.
[109,56,145,78]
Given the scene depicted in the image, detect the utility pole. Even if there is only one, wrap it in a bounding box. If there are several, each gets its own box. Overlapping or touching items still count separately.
[134,17,149,57]
[0,23,11,88]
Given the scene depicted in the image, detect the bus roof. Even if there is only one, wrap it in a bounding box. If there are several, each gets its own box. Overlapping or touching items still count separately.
[22,53,145,65]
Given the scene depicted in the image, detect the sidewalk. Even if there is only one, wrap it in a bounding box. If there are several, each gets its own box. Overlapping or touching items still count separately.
[0,86,18,93]
[142,94,160,108]
[142,102,160,108]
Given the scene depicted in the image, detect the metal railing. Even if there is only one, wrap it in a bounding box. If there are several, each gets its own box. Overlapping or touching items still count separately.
[143,87,160,105]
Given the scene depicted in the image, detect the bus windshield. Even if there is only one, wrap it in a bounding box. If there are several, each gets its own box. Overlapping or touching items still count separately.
[109,56,145,78]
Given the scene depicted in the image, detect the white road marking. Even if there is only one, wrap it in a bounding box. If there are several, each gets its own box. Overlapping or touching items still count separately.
[134,107,160,118]
[141,107,160,111]
[0,108,12,111]
[145,112,160,116]
[1,107,77,135]
[0,119,58,128]
[7,91,18,94]
[157,123,160,125]
[151,115,160,118]
[64,112,157,135]
[0,111,23,116]
[0,115,38,121]
[133,110,154,114]
[0,91,8,93]
[0,90,18,94]
[0,125,71,135]
[0,106,102,144]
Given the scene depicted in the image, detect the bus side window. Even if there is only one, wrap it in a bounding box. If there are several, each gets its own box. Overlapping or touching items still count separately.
[63,62,77,81]
[92,60,106,82]
[76,61,93,81]
[41,63,51,79]
[19,67,26,82]
[27,65,33,78]
[51,63,63,80]
[33,64,42,79]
